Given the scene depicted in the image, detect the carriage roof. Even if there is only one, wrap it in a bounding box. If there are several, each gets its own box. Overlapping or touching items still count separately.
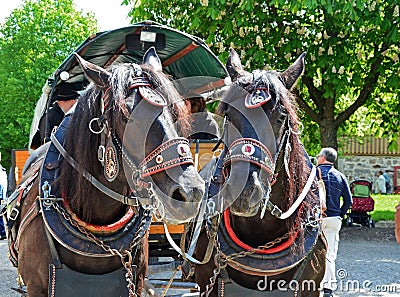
[29,21,228,150]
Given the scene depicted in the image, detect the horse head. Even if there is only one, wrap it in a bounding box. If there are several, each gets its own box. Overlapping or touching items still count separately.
[61,48,204,224]
[217,48,305,217]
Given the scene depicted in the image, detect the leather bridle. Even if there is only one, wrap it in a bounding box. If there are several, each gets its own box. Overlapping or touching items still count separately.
[219,79,293,219]
[54,69,195,212]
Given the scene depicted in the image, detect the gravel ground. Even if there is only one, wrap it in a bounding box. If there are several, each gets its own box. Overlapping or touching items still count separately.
[0,221,398,297]
[333,221,400,297]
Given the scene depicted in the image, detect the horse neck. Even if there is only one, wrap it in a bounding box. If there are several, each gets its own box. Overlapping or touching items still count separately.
[65,164,127,224]
[59,130,127,225]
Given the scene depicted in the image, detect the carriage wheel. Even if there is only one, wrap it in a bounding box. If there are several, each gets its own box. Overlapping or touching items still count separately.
[346,216,353,227]
[368,219,375,228]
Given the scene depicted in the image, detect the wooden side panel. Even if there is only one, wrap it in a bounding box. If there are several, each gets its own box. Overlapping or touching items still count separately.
[9,149,30,190]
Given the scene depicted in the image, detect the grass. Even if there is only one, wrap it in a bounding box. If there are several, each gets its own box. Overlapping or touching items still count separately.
[370,194,399,221]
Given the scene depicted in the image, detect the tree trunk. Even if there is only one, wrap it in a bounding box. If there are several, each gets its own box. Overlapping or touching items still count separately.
[319,118,339,150]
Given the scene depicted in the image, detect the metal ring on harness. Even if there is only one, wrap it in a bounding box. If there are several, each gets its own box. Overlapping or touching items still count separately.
[89,117,105,134]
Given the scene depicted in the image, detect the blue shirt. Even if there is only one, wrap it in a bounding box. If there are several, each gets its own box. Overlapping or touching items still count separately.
[318,164,352,218]
[0,166,7,200]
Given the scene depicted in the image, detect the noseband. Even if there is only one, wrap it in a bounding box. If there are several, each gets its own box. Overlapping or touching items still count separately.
[223,138,275,183]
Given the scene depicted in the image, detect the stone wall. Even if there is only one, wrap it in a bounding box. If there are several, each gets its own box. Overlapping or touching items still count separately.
[338,155,400,193]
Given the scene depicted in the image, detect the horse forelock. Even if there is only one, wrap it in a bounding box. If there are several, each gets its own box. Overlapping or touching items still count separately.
[109,63,190,135]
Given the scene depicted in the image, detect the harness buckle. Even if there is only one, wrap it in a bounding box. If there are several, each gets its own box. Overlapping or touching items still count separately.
[8,207,20,221]
[206,199,216,223]
[126,195,139,207]
[97,145,105,164]
[270,204,283,218]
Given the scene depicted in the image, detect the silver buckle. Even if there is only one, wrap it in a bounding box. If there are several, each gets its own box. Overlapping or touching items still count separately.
[8,207,19,221]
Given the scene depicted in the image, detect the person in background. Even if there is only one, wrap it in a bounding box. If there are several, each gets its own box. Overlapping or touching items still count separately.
[376,170,387,194]
[30,83,78,149]
[184,96,219,140]
[0,152,8,240]
[395,203,400,244]
[394,203,400,243]
[317,147,352,297]
[382,170,391,194]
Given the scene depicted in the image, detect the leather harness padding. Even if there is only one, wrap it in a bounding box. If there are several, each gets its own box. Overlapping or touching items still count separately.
[48,263,136,297]
[218,212,320,276]
[39,113,152,257]
[218,277,296,297]
[41,200,150,257]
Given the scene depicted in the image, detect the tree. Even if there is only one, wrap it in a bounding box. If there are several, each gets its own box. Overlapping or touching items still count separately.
[0,0,98,166]
[125,0,399,155]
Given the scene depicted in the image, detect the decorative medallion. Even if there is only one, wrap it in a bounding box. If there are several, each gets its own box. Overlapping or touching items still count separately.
[139,86,167,107]
[244,88,271,109]
[156,155,164,164]
[177,143,190,157]
[241,143,255,156]
[104,142,119,182]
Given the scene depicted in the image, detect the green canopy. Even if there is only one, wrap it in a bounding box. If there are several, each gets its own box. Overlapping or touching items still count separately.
[29,21,228,150]
[53,20,228,96]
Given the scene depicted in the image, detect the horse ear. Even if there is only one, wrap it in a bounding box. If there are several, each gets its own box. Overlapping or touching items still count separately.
[143,47,162,72]
[280,52,306,90]
[226,48,244,81]
[74,53,111,88]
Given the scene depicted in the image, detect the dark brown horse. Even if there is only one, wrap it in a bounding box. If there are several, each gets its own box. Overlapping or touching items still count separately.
[6,48,204,296]
[192,49,326,297]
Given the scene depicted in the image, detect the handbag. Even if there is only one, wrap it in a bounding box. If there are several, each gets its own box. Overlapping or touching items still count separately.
[317,167,327,212]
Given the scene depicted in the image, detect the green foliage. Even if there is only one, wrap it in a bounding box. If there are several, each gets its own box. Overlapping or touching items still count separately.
[0,0,98,168]
[125,0,399,153]
[371,194,399,221]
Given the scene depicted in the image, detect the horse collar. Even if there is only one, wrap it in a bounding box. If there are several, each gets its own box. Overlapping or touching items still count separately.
[218,210,320,276]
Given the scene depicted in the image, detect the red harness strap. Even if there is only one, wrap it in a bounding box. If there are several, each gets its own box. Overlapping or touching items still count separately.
[223,208,299,254]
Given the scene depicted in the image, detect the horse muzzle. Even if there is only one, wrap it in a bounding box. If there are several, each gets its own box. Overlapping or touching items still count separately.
[162,185,204,224]
[223,171,264,217]
[156,166,204,224]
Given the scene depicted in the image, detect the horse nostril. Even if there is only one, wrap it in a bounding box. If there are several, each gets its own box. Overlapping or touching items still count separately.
[171,188,188,202]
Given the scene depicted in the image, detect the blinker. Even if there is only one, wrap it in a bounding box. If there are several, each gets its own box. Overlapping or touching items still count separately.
[244,87,271,109]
